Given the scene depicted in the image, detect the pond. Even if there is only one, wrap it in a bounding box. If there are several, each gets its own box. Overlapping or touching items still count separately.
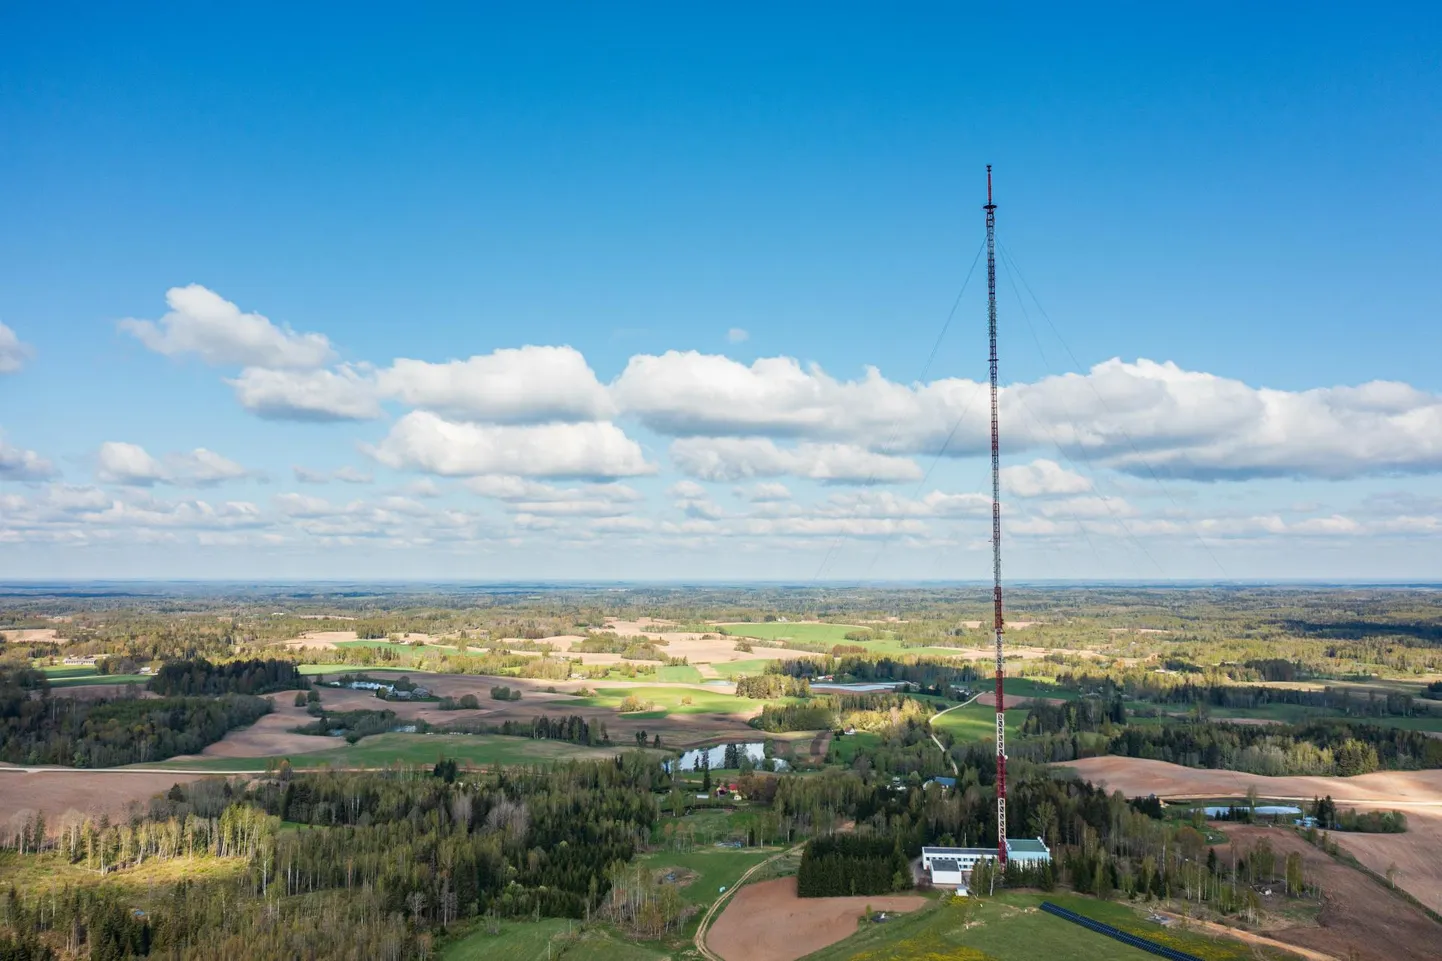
[666,742,789,772]
[811,682,901,693]
[1201,805,1302,817]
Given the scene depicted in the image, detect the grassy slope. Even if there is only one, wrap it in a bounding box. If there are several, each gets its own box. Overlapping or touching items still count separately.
[800,892,1295,961]
[654,664,704,683]
[0,851,246,902]
[441,919,667,961]
[636,846,776,908]
[710,659,778,677]
[569,685,786,716]
[48,673,152,688]
[932,703,1029,742]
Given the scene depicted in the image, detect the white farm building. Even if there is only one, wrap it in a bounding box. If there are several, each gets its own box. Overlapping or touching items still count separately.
[921,838,1051,888]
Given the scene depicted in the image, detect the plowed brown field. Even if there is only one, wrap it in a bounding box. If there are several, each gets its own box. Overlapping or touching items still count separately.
[1058,757,1442,913]
[1217,825,1440,961]
[706,876,926,961]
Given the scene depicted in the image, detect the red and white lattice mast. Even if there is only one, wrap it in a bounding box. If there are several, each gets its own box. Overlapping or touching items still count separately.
[984,165,1007,865]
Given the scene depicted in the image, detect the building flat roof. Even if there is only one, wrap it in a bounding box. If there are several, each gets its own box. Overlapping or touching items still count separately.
[1005,838,1050,854]
[922,846,995,857]
[930,859,960,872]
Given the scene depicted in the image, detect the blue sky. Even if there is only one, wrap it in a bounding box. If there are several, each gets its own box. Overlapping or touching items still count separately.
[1,4,1439,580]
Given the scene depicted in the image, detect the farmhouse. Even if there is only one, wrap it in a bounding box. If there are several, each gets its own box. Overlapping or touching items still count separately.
[921,837,1051,887]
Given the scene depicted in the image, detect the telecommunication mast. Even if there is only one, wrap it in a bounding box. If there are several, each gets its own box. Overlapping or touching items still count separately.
[984,165,1007,865]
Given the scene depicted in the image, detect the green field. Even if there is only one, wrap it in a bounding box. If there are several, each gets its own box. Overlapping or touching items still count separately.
[710,659,778,677]
[719,622,888,645]
[441,919,666,961]
[48,672,152,688]
[829,731,882,764]
[36,663,154,688]
[570,684,784,716]
[800,891,1292,961]
[1001,677,1078,700]
[333,639,460,657]
[932,702,1028,742]
[636,845,775,908]
[146,732,625,772]
[40,664,103,678]
[654,664,704,683]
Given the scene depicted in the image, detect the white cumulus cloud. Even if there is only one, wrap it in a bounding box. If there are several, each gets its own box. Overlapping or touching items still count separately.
[96,442,168,486]
[293,465,374,485]
[738,482,792,502]
[376,346,614,423]
[0,322,32,374]
[120,285,334,368]
[612,352,1442,482]
[670,437,921,484]
[230,365,382,421]
[97,442,250,487]
[368,411,653,479]
[999,459,1092,497]
[0,435,57,481]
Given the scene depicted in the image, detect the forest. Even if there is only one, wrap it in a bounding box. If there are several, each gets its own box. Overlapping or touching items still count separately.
[0,667,272,767]
[145,658,305,697]
[1104,719,1442,775]
[0,755,666,959]
[795,834,912,897]
[754,692,933,734]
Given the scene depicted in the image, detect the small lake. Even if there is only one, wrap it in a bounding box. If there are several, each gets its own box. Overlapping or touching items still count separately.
[1202,805,1302,816]
[811,682,900,692]
[667,742,788,772]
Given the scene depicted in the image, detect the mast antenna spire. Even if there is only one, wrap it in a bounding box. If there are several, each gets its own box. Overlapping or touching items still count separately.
[985,164,1007,865]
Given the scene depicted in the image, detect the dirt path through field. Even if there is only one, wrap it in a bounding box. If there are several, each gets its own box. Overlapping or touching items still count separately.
[1216,825,1440,961]
[809,730,832,760]
[1158,912,1340,961]
[706,876,927,961]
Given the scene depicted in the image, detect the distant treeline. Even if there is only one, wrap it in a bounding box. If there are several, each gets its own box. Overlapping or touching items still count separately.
[1311,795,1408,833]
[796,834,911,897]
[1058,670,1424,718]
[1106,720,1442,776]
[0,668,271,766]
[768,654,982,693]
[147,658,307,696]
[1022,697,1126,736]
[754,693,931,733]
[444,714,610,746]
[291,708,398,744]
[734,674,810,699]
[570,631,670,661]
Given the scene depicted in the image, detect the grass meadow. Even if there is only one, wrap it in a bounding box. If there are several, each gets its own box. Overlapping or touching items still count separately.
[932,702,1029,743]
[440,918,667,961]
[799,891,1294,961]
